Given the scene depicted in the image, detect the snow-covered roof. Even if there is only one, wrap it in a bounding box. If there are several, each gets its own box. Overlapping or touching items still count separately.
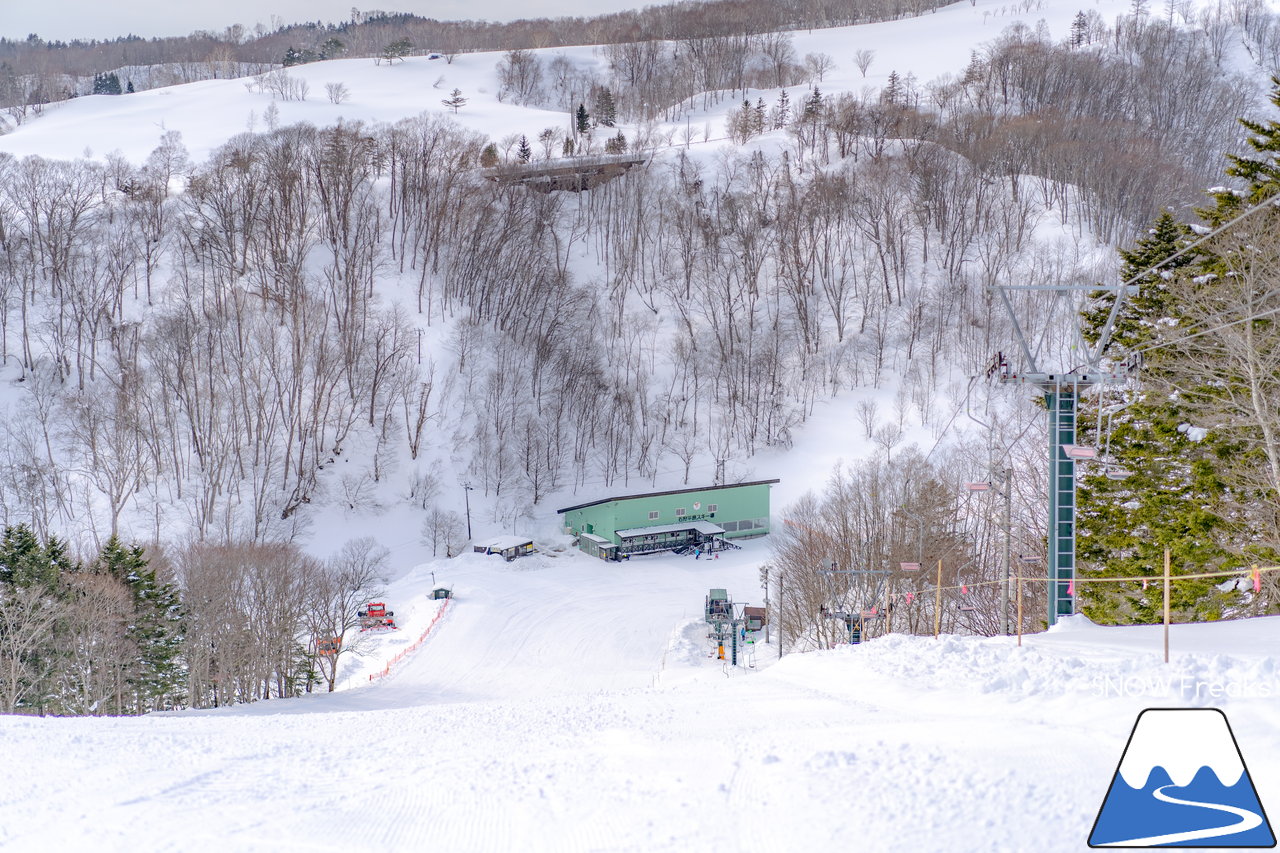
[558,480,779,514]
[580,533,614,545]
[480,535,534,550]
[615,520,726,538]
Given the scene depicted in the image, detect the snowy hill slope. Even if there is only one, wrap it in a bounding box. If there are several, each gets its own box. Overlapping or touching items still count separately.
[0,0,1137,166]
[2,542,1278,852]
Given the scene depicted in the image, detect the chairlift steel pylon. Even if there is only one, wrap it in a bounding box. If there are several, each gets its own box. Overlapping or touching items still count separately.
[820,561,890,644]
[987,267,1137,625]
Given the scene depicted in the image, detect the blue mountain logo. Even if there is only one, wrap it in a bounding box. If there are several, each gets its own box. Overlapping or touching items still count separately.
[1090,708,1276,848]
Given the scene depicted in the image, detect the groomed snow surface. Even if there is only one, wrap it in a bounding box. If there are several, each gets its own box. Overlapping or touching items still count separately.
[2,540,1278,852]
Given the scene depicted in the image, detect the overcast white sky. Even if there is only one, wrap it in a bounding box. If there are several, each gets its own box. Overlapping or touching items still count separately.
[3,0,648,42]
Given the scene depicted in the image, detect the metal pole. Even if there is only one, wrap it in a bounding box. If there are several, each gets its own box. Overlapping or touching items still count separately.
[1016,571,1024,647]
[1163,548,1171,663]
[1003,469,1013,635]
[463,484,473,540]
[885,574,893,635]
[933,559,943,638]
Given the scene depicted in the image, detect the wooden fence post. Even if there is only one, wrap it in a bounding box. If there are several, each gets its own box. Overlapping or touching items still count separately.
[1163,548,1171,664]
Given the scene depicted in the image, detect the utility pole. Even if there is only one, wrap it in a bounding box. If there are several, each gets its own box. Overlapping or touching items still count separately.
[462,483,474,541]
[1002,467,1013,636]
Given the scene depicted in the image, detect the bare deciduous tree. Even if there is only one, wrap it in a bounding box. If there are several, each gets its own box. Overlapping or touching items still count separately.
[854,48,876,77]
[325,82,351,104]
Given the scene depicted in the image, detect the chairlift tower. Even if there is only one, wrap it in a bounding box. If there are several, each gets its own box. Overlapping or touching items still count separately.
[986,189,1280,626]
[820,562,891,641]
[988,282,1136,626]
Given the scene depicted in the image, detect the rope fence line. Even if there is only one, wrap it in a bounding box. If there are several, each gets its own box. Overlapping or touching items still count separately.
[818,558,1278,661]
[368,597,452,682]
[888,564,1280,599]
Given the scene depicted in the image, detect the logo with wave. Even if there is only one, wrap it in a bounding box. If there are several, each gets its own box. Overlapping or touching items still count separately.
[1089,708,1276,848]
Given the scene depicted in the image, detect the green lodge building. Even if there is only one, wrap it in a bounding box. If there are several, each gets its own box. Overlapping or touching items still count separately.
[557,479,779,560]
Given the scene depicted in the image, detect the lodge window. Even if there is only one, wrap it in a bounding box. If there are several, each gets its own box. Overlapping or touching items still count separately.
[708,504,717,513]
[675,507,686,516]
[648,510,659,520]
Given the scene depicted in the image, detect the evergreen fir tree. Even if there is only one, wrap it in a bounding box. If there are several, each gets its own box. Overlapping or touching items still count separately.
[562,136,575,157]
[575,103,590,135]
[126,80,135,94]
[0,524,58,591]
[594,87,616,128]
[802,87,824,120]
[735,99,754,141]
[517,135,532,163]
[961,52,985,86]
[772,89,790,130]
[380,38,413,64]
[1081,211,1194,350]
[98,537,184,711]
[1201,76,1280,225]
[1077,207,1260,620]
[1077,403,1241,623]
[604,130,628,154]
[441,88,467,113]
[1070,11,1089,47]
[753,98,767,136]
[320,37,346,59]
[882,71,902,106]
[282,46,304,67]
[1077,211,1235,623]
[91,72,121,95]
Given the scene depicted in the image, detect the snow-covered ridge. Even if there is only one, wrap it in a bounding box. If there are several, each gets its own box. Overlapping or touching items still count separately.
[0,0,1141,166]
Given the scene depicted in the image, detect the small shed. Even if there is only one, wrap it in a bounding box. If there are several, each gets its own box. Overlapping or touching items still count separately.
[432,587,453,600]
[576,532,619,561]
[743,606,767,631]
[473,536,535,561]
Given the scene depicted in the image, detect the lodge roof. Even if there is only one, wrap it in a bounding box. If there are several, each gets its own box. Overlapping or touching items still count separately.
[556,479,780,515]
[614,520,726,539]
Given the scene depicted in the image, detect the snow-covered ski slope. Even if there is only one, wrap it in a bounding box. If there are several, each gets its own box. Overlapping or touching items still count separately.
[3,541,1279,852]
